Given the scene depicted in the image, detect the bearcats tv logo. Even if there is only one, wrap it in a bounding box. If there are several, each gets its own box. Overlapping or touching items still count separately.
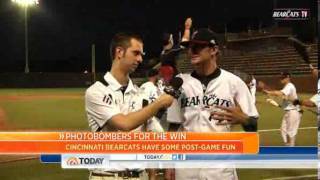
[66,157,80,165]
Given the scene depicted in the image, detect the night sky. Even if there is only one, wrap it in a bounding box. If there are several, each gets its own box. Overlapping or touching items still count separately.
[0,0,317,72]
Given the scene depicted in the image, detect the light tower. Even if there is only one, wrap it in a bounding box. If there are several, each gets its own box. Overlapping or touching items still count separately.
[12,0,39,73]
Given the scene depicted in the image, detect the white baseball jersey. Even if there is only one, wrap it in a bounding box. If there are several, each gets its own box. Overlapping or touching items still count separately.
[167,68,259,132]
[167,68,257,180]
[310,79,320,108]
[280,82,299,111]
[157,78,165,95]
[85,72,158,172]
[140,81,164,132]
[86,72,146,132]
[310,79,319,125]
[140,81,160,103]
[249,77,256,104]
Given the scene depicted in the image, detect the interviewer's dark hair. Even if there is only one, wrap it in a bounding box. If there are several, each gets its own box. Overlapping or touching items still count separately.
[109,32,142,60]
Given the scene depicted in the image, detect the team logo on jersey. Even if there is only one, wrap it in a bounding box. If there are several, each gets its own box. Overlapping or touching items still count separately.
[103,94,113,105]
[130,101,136,110]
[181,94,231,108]
[149,94,156,102]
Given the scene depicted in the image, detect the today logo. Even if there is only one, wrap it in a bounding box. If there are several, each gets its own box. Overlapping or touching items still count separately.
[62,155,108,169]
[66,157,104,166]
[66,157,80,165]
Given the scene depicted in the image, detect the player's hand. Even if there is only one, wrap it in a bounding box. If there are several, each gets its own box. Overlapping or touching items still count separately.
[157,94,174,108]
[164,169,175,180]
[185,17,192,30]
[210,101,249,125]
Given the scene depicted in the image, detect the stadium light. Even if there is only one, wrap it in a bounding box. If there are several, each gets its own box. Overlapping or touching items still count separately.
[12,0,39,73]
[12,0,39,7]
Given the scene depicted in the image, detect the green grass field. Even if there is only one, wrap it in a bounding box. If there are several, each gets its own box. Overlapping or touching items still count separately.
[0,88,317,179]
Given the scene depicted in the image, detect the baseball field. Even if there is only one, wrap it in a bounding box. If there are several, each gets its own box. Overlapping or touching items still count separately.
[0,88,317,179]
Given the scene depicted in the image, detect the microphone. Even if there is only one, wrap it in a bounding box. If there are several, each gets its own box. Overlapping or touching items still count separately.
[142,99,149,131]
[156,77,183,119]
[164,77,183,99]
[142,99,149,107]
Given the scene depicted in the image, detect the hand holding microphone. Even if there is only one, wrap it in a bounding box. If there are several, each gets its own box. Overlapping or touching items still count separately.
[155,77,183,118]
[144,77,183,108]
[164,77,183,99]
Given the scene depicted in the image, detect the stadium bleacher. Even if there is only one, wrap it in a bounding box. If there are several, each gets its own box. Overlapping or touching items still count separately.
[177,44,318,76]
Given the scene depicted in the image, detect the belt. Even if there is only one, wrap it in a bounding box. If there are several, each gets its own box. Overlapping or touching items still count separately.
[284,109,303,114]
[91,170,142,178]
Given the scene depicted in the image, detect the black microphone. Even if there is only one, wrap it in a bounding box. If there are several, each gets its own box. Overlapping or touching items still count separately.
[142,99,149,107]
[142,99,149,131]
[164,77,183,99]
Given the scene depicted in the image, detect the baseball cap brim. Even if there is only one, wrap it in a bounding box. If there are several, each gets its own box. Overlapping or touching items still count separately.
[180,40,214,48]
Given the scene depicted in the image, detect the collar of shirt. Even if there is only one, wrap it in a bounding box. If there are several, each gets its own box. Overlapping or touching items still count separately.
[191,68,221,87]
[104,72,137,93]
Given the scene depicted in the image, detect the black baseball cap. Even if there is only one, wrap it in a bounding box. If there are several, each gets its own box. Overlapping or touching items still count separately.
[280,71,291,79]
[147,69,159,77]
[181,28,219,48]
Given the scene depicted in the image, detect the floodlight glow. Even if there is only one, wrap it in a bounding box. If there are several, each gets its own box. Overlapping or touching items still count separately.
[12,0,39,7]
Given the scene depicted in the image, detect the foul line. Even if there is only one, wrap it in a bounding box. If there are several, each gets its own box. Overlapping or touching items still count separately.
[258,127,317,132]
[0,156,38,164]
[263,174,318,180]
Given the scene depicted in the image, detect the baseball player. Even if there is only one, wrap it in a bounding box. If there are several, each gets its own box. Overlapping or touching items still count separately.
[249,74,257,104]
[160,17,193,84]
[299,68,319,108]
[166,29,259,180]
[140,69,162,103]
[293,68,319,127]
[140,69,165,132]
[263,72,301,146]
[85,32,174,180]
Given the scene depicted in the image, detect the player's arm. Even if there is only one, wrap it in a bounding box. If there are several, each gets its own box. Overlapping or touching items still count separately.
[295,99,316,107]
[210,105,258,131]
[210,103,251,124]
[211,78,259,131]
[241,117,258,132]
[258,81,284,97]
[181,17,192,42]
[86,91,174,132]
[237,81,259,132]
[263,89,285,97]
[301,94,317,108]
[109,94,174,131]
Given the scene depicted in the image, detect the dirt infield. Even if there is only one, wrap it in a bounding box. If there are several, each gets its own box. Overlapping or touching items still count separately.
[0,155,39,164]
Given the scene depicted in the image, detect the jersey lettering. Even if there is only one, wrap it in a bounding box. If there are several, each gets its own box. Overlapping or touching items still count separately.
[181,94,232,108]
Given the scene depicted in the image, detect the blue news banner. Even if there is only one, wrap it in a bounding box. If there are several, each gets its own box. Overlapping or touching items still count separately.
[40,147,317,163]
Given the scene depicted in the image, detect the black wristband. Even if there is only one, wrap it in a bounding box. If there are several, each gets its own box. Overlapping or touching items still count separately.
[242,117,258,132]
[292,99,301,106]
